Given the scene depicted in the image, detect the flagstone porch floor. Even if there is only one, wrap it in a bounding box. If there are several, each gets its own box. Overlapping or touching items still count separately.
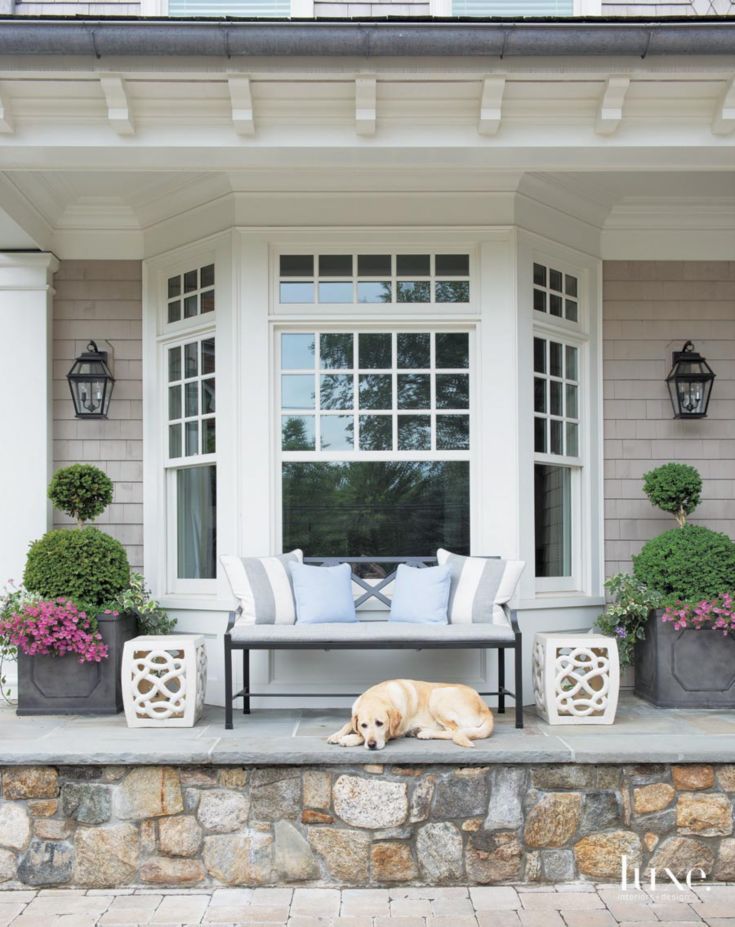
[2,695,735,765]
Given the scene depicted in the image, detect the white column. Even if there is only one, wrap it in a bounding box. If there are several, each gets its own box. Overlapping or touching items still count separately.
[0,253,59,585]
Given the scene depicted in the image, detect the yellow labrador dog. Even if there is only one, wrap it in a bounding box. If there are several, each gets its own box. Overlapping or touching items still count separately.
[327,679,494,750]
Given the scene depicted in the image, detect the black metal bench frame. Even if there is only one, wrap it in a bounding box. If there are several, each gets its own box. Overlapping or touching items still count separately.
[224,556,523,730]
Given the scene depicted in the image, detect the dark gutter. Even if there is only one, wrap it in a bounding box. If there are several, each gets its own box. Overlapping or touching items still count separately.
[0,17,733,57]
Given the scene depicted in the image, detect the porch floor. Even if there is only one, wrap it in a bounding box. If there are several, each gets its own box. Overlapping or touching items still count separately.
[2,695,735,765]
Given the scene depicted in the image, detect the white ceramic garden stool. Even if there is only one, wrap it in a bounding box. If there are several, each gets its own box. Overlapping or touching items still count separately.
[122,635,207,728]
[532,632,620,725]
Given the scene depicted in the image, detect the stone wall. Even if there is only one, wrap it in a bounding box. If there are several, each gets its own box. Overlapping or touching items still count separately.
[1,763,734,888]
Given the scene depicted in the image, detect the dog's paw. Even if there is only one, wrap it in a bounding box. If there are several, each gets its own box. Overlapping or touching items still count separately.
[416,730,433,740]
[326,733,343,744]
[339,734,364,747]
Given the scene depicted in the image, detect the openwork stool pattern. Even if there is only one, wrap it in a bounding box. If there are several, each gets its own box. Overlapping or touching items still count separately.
[122,634,207,727]
[532,631,619,725]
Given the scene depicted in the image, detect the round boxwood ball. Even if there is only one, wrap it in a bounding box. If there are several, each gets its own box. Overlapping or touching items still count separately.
[24,526,130,612]
[633,524,735,603]
[642,462,702,526]
[48,464,113,525]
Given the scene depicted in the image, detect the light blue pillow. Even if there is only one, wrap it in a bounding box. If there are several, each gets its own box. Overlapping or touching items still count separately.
[389,563,451,625]
[289,562,357,624]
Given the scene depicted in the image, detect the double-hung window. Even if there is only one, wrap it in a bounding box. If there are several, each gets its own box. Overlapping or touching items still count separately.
[278,328,472,558]
[532,259,585,590]
[163,263,217,586]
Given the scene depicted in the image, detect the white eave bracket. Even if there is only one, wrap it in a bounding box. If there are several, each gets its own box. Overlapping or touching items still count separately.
[0,85,13,134]
[713,76,735,136]
[228,77,255,137]
[355,76,376,137]
[99,74,135,137]
[478,76,505,137]
[595,76,630,136]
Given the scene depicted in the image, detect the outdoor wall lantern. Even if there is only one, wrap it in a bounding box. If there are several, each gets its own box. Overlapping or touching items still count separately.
[666,341,715,420]
[67,341,115,419]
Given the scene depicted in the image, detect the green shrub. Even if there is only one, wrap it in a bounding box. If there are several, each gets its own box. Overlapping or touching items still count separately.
[48,464,113,526]
[111,572,176,636]
[633,524,735,603]
[642,463,702,527]
[24,527,130,613]
[595,573,663,666]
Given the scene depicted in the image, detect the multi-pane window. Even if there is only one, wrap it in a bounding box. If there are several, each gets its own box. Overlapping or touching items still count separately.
[166,334,216,581]
[532,260,583,583]
[167,263,215,324]
[167,337,216,459]
[280,329,471,558]
[533,336,579,459]
[278,254,470,306]
[533,262,578,323]
[280,331,470,453]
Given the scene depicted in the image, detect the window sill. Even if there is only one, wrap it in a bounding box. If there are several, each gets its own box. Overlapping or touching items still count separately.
[516,594,605,611]
[157,595,235,612]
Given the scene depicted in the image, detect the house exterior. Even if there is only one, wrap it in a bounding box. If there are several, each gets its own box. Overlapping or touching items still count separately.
[0,6,733,706]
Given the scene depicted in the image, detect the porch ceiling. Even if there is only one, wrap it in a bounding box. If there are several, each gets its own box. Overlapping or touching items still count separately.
[0,166,732,259]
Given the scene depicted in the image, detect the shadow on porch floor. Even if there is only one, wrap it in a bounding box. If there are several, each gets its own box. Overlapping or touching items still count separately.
[2,695,735,766]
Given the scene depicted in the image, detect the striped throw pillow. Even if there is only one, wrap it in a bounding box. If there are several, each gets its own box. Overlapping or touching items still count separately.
[221,550,303,625]
[436,549,524,626]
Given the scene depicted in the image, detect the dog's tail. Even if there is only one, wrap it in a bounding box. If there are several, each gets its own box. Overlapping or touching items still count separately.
[452,714,494,748]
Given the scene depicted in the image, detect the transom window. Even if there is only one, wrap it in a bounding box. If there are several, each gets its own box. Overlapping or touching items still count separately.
[167,263,215,324]
[280,331,470,454]
[533,262,578,323]
[279,328,471,558]
[278,254,470,305]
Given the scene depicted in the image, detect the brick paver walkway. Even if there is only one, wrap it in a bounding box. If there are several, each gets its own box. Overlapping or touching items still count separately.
[0,884,733,927]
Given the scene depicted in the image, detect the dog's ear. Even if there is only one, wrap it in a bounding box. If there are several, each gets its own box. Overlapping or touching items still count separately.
[388,707,402,739]
[351,713,359,735]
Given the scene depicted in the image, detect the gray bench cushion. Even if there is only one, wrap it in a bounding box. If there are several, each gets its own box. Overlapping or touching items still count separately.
[230,619,515,645]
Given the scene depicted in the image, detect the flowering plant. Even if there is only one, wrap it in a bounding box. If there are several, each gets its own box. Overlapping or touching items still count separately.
[661,593,735,634]
[595,572,663,666]
[0,596,110,663]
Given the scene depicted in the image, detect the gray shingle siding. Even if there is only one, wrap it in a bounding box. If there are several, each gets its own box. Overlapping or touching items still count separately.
[603,261,735,579]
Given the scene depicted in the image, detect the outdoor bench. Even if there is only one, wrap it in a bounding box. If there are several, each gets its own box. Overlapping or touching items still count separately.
[224,556,523,731]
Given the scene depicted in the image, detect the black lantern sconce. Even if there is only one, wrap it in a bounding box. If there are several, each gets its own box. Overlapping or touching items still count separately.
[67,341,115,419]
[666,341,715,420]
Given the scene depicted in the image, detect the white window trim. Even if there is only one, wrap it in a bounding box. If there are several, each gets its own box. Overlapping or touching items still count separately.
[516,231,603,605]
[144,231,237,605]
[144,0,316,15]
[144,0,601,18]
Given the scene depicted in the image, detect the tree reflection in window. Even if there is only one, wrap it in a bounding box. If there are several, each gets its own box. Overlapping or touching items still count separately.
[282,461,469,557]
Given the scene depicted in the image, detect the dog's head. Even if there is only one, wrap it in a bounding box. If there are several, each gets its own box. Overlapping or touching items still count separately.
[353,699,402,750]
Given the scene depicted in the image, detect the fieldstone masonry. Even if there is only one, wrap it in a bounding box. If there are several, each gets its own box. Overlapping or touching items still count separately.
[1,763,735,888]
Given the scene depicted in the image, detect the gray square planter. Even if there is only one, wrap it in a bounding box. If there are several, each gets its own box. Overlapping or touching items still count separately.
[16,612,138,716]
[635,608,735,709]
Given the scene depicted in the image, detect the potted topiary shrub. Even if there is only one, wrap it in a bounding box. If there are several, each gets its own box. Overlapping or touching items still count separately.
[6,465,137,715]
[632,463,735,708]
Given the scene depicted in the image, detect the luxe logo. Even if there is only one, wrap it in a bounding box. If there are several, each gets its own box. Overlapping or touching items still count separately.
[621,855,710,892]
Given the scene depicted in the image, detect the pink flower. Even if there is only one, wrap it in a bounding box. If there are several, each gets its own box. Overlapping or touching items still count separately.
[0,599,109,663]
[662,594,735,634]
